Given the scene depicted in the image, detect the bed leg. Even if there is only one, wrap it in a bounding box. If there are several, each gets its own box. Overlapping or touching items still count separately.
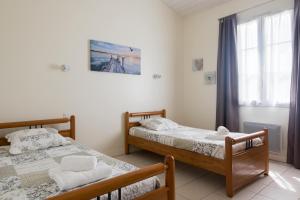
[226,175,234,197]
[263,129,269,176]
[225,137,234,197]
[125,112,130,155]
[125,144,130,155]
[165,155,175,200]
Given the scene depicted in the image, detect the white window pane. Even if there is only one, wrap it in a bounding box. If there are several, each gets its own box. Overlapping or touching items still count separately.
[246,20,258,48]
[238,19,260,105]
[278,43,293,68]
[238,19,258,50]
[264,11,292,45]
[238,24,246,50]
[238,9,292,107]
[238,48,260,104]
[263,10,292,105]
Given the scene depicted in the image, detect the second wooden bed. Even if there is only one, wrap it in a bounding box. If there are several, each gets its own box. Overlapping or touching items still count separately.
[124,109,269,197]
[0,116,175,200]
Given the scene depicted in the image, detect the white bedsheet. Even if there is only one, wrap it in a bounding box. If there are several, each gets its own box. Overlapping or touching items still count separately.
[130,126,263,159]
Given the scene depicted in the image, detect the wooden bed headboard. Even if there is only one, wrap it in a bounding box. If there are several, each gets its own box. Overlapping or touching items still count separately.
[124,109,166,154]
[0,115,75,146]
[125,109,166,131]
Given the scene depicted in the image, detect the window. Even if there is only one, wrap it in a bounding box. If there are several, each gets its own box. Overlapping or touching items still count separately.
[237,10,293,107]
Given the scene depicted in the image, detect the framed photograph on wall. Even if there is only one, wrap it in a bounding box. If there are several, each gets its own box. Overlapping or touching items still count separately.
[90,40,141,75]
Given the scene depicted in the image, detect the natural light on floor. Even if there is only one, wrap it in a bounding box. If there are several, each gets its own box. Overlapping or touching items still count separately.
[270,171,296,192]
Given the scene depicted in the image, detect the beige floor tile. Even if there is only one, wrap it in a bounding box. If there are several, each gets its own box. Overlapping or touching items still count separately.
[279,167,300,194]
[252,168,291,187]
[203,189,256,200]
[175,165,207,188]
[176,193,190,200]
[157,163,205,188]
[115,154,145,165]
[258,184,300,200]
[254,174,276,185]
[268,171,300,193]
[283,167,300,177]
[114,151,300,200]
[250,194,273,200]
[213,187,256,200]
[115,151,163,167]
[269,161,291,174]
[177,174,224,200]
[202,193,226,200]
[182,164,209,177]
[241,176,269,193]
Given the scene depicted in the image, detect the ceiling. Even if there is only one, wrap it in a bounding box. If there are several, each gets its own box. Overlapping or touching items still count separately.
[161,0,232,16]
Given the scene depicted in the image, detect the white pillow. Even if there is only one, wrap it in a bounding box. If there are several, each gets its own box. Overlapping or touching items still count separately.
[5,128,71,155]
[140,117,178,131]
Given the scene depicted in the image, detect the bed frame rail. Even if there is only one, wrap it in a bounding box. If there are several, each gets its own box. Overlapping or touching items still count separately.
[47,155,175,200]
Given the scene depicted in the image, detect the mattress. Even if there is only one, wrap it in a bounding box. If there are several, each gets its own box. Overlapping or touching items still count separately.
[0,139,159,200]
[129,126,262,159]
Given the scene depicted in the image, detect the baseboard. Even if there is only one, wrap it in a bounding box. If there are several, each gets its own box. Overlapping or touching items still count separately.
[269,153,287,162]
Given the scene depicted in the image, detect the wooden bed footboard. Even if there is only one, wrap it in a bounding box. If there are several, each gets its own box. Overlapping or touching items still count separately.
[225,129,269,197]
[48,155,175,200]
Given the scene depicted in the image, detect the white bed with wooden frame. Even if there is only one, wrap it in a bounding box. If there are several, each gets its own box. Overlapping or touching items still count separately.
[0,116,175,200]
[124,109,269,197]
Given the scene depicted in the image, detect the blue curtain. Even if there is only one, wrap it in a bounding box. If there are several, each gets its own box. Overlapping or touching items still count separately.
[287,0,300,168]
[215,14,239,131]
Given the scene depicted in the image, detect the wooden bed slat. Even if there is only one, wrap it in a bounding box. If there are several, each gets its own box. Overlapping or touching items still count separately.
[129,110,166,118]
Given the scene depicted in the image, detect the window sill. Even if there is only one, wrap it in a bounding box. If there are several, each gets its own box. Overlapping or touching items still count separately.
[239,104,290,109]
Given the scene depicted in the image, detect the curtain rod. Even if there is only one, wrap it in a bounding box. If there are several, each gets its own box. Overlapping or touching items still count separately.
[219,0,275,20]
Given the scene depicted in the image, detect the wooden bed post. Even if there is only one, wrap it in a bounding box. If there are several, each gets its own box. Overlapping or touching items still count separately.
[125,112,130,154]
[70,115,75,140]
[162,109,166,118]
[165,155,175,200]
[225,137,233,197]
[264,128,269,175]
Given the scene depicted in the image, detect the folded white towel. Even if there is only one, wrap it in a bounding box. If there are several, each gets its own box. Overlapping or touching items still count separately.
[217,126,229,135]
[49,162,112,190]
[61,155,97,172]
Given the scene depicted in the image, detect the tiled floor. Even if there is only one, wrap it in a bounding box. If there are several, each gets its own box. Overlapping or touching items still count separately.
[115,151,300,200]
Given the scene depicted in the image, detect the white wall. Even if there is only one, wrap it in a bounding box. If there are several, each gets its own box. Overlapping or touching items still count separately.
[183,0,293,161]
[0,0,184,156]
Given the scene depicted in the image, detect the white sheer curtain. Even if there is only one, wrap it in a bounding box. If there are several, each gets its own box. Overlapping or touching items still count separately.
[237,10,293,107]
[238,19,261,105]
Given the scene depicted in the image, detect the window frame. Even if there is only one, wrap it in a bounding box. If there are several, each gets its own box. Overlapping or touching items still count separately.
[237,9,293,108]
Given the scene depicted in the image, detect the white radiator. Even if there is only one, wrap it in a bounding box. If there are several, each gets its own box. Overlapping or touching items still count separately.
[243,122,281,154]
